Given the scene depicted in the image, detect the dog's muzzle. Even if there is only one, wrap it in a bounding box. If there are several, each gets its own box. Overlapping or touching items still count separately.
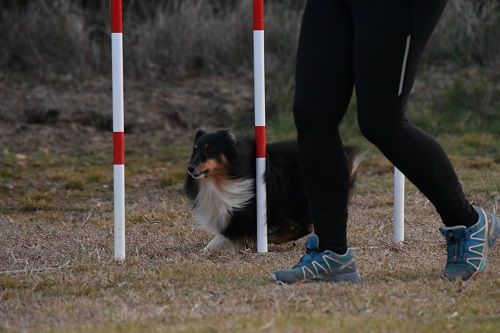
[187,166,209,179]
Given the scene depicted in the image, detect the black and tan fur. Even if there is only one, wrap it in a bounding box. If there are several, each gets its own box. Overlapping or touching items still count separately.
[184,129,362,251]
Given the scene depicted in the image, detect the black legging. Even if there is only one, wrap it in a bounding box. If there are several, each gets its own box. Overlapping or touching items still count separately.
[293,0,478,254]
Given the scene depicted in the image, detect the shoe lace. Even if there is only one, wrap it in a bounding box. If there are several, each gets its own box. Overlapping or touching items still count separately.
[293,250,320,269]
[446,235,465,264]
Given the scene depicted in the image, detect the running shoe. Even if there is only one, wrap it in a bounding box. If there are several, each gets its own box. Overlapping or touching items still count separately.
[440,205,500,281]
[272,234,361,284]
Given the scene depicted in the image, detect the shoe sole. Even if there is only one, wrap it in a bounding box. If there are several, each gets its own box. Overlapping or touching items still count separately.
[271,270,362,285]
[326,270,362,284]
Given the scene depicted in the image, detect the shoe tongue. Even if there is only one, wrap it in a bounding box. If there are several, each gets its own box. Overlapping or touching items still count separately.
[306,235,320,252]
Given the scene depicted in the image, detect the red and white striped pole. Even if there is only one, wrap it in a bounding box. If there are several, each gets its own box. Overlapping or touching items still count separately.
[111,0,125,260]
[253,0,267,253]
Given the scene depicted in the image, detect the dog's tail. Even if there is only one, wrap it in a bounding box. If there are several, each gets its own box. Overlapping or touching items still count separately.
[350,149,365,177]
[345,146,365,189]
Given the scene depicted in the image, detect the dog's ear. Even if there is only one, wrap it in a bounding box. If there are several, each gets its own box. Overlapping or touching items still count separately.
[218,130,238,144]
[194,129,206,142]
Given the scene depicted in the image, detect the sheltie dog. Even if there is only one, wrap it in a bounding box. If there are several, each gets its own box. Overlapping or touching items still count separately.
[184,129,362,251]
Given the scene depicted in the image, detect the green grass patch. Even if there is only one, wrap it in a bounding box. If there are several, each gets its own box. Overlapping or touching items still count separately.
[263,68,499,157]
[462,133,496,149]
[146,264,269,287]
[84,167,111,184]
[0,275,25,289]
[43,310,500,333]
[127,212,162,224]
[63,178,85,191]
[20,191,54,211]
[159,165,186,187]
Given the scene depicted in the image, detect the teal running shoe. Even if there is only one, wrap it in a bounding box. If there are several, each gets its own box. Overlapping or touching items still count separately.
[272,235,361,284]
[440,205,500,281]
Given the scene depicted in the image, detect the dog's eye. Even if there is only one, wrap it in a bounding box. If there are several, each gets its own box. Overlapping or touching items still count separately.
[204,145,212,154]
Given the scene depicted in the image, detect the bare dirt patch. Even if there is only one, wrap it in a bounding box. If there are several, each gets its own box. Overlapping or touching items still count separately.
[0,73,253,155]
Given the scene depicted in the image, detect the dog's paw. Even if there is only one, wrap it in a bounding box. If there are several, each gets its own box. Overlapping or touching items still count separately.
[202,234,229,252]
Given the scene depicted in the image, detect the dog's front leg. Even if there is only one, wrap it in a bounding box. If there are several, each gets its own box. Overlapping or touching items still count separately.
[203,234,241,252]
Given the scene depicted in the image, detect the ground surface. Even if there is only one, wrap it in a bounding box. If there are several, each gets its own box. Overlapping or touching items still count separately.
[0,74,499,332]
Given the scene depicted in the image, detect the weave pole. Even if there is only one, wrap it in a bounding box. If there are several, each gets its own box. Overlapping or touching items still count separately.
[111,0,125,260]
[253,0,267,253]
[393,167,404,245]
[393,35,410,246]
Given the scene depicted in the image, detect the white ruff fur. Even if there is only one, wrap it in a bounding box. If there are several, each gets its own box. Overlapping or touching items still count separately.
[193,177,255,234]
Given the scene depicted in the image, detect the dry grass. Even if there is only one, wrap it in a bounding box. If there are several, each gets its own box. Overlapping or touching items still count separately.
[0,0,300,78]
[0,131,499,332]
[0,14,500,326]
[1,0,498,78]
[428,0,500,66]
[0,3,498,326]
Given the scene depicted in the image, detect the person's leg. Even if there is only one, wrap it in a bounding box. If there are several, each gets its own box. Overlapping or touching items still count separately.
[293,0,354,254]
[350,0,478,228]
[272,0,362,284]
[348,0,500,281]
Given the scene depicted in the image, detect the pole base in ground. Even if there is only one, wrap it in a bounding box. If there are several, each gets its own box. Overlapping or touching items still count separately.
[113,164,125,260]
[392,167,405,246]
[389,241,405,251]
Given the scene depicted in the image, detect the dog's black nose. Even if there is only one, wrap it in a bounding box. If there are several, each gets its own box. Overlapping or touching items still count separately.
[187,165,196,173]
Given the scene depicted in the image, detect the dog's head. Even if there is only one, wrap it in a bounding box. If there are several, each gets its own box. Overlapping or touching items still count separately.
[186,129,239,181]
